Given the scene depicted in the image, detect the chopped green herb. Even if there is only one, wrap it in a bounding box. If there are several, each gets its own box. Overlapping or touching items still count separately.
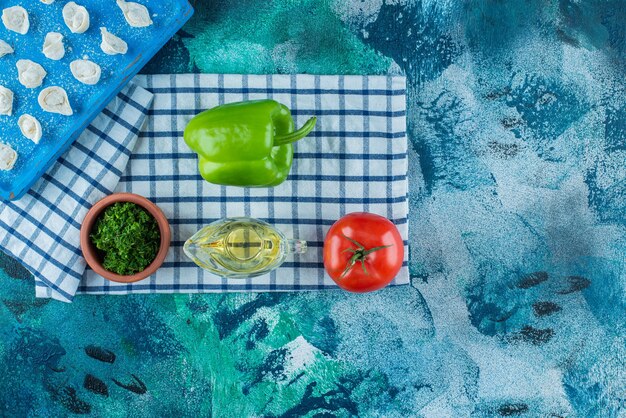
[90,202,160,276]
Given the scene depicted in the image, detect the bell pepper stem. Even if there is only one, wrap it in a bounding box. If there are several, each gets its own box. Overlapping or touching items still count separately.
[274,117,317,146]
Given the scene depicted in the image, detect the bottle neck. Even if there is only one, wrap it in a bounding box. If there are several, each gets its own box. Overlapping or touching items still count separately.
[285,239,307,254]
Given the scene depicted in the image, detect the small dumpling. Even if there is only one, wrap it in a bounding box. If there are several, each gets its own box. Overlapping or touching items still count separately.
[0,143,17,171]
[43,32,65,60]
[18,114,42,144]
[63,2,90,34]
[70,59,101,85]
[38,87,73,116]
[17,60,47,89]
[100,27,128,55]
[116,0,153,28]
[0,86,13,116]
[41,0,55,4]
[2,6,29,35]
[0,40,14,57]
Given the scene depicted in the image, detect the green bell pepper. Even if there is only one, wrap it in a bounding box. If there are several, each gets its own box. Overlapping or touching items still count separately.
[183,100,317,187]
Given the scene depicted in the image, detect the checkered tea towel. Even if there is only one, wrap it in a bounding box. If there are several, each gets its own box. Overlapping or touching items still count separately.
[78,74,409,295]
[0,83,154,302]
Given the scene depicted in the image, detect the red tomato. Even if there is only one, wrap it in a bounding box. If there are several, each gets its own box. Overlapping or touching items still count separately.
[323,212,404,293]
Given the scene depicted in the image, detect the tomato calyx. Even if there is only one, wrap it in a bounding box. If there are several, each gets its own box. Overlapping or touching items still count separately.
[340,234,393,278]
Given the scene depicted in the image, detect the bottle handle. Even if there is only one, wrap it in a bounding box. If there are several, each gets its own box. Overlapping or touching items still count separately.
[285,239,307,254]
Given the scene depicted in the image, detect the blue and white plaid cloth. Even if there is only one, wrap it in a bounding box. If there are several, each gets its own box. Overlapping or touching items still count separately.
[0,83,154,302]
[80,74,409,295]
[1,74,408,301]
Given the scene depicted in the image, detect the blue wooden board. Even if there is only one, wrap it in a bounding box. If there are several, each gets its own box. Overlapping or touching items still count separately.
[0,0,193,200]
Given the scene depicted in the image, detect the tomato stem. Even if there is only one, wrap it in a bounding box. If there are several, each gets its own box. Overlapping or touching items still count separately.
[340,234,393,278]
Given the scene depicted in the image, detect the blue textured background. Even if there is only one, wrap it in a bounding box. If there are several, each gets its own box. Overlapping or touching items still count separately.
[1,0,624,416]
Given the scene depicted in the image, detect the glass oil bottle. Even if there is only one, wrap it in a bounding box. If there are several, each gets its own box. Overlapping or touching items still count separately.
[183,217,307,278]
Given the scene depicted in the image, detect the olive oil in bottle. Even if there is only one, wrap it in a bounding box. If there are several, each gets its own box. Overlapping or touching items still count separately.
[183,217,307,278]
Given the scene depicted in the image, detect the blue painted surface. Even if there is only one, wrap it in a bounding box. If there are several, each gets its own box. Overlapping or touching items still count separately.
[0,0,625,416]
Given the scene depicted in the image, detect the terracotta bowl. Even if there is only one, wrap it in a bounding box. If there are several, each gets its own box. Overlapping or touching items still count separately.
[80,193,171,283]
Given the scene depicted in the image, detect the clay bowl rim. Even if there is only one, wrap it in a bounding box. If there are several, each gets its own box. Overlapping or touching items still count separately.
[80,193,171,283]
